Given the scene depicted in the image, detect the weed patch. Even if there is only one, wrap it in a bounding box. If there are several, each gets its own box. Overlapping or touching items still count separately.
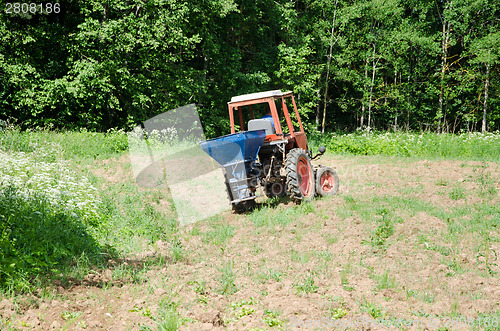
[373,270,397,290]
[359,297,385,319]
[294,273,319,294]
[363,210,394,252]
[263,309,284,327]
[449,184,466,200]
[471,162,498,197]
[217,261,238,295]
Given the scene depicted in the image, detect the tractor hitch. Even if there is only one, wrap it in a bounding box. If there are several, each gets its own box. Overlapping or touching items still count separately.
[311,145,326,160]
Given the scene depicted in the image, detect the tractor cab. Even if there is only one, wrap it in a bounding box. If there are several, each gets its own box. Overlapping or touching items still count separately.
[228,90,309,153]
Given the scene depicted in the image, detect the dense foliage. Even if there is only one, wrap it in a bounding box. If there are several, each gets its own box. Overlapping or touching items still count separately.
[1,0,499,135]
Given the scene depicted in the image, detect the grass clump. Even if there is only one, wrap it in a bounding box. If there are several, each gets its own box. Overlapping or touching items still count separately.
[373,270,397,290]
[263,310,284,327]
[449,184,466,200]
[471,162,498,197]
[436,178,449,186]
[328,307,349,320]
[363,210,394,251]
[136,295,187,330]
[359,297,385,319]
[170,239,185,262]
[340,270,355,291]
[256,267,283,283]
[217,261,238,295]
[294,273,319,294]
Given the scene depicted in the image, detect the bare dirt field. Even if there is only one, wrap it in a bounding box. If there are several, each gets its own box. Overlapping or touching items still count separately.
[2,155,499,330]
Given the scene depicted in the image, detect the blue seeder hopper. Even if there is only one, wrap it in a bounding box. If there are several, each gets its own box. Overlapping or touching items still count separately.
[200,129,266,211]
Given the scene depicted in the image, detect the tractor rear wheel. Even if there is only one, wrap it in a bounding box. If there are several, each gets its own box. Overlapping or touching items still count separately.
[315,166,339,197]
[285,148,315,202]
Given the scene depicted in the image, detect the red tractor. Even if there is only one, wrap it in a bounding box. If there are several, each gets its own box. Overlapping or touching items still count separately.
[201,90,339,211]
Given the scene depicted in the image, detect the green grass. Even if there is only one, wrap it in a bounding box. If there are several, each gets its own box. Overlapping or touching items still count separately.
[97,182,178,253]
[471,162,499,197]
[170,239,185,262]
[256,268,283,283]
[202,220,235,246]
[361,208,395,252]
[359,297,385,319]
[340,270,355,291]
[155,297,181,331]
[262,309,284,327]
[290,249,311,264]
[449,184,466,200]
[436,178,450,186]
[249,201,315,227]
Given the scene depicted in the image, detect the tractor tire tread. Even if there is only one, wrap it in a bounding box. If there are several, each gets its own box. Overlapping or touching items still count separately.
[285,148,314,203]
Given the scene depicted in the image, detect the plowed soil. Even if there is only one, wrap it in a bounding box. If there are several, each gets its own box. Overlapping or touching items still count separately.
[2,155,499,330]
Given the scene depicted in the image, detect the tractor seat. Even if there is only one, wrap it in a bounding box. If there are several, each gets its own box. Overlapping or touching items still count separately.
[248,119,275,136]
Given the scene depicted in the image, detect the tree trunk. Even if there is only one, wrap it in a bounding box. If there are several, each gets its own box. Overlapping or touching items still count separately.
[360,105,365,129]
[315,88,321,128]
[367,42,378,137]
[393,70,398,132]
[321,0,339,134]
[360,58,369,129]
[406,74,410,131]
[438,1,452,133]
[482,63,490,133]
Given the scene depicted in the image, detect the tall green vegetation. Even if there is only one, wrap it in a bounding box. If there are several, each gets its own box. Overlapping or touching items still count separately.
[0,186,105,292]
[0,139,111,292]
[0,0,499,135]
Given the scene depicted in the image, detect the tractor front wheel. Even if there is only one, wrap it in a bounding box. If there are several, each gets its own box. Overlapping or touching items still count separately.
[285,148,315,202]
[315,166,339,197]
